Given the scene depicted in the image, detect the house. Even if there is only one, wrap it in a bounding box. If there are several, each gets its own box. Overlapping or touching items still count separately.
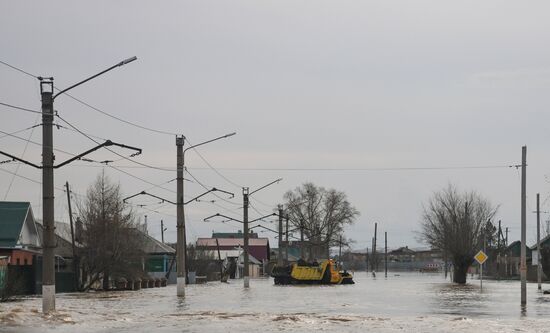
[0,201,42,267]
[502,240,532,277]
[0,201,41,257]
[0,202,43,294]
[196,237,270,263]
[128,228,176,283]
[196,237,270,276]
[36,221,78,273]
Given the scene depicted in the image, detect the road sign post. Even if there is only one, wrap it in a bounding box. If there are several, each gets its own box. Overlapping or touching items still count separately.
[475,250,488,291]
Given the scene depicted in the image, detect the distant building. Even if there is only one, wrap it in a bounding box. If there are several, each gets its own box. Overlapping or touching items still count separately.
[128,228,176,283]
[212,230,258,239]
[196,237,270,276]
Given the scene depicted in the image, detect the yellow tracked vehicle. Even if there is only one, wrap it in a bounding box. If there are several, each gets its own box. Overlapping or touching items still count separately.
[271,259,354,285]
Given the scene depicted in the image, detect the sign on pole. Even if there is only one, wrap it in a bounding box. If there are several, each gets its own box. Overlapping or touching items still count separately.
[474,250,488,291]
[475,250,488,265]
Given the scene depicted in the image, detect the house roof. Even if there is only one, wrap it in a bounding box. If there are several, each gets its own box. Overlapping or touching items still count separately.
[0,202,31,248]
[196,237,269,247]
[530,234,550,250]
[129,228,175,254]
[389,246,416,255]
[211,231,258,239]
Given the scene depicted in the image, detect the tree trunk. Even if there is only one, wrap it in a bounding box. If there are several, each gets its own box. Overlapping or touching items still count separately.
[453,256,472,284]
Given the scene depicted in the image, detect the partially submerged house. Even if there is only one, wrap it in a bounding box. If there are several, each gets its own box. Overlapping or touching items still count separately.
[0,202,42,294]
[196,236,270,277]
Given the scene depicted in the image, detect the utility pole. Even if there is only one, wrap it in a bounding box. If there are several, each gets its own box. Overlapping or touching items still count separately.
[144,215,148,235]
[537,193,542,290]
[300,219,305,260]
[506,227,509,246]
[278,204,283,267]
[161,220,165,244]
[41,79,55,313]
[521,146,527,306]
[365,247,368,273]
[285,214,289,264]
[65,182,78,291]
[373,222,378,272]
[385,231,388,278]
[243,187,250,288]
[0,57,139,313]
[497,220,501,281]
[338,234,342,266]
[370,237,376,277]
[176,135,186,297]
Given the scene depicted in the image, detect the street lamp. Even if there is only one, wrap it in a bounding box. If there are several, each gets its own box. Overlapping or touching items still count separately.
[176,132,236,297]
[4,57,138,313]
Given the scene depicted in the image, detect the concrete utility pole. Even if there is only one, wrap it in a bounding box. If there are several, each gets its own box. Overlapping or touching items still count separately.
[497,220,502,280]
[242,187,250,288]
[65,182,78,291]
[176,135,186,297]
[374,222,378,272]
[521,145,527,306]
[0,57,140,313]
[506,227,509,246]
[385,231,388,278]
[278,205,284,267]
[537,193,542,290]
[161,220,165,244]
[300,219,305,259]
[285,214,289,264]
[365,247,368,273]
[338,235,342,266]
[41,80,55,312]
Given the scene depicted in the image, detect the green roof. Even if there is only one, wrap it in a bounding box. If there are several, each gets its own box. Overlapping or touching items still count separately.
[0,202,30,248]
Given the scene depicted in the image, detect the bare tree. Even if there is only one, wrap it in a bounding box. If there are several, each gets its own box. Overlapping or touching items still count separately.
[284,183,359,259]
[77,172,144,290]
[420,184,497,284]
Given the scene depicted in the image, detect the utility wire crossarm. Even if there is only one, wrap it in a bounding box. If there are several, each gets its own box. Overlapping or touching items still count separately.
[0,140,141,170]
[203,212,276,224]
[124,188,234,206]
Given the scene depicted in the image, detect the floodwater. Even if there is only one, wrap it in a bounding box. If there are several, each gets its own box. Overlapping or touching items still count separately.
[1,272,550,332]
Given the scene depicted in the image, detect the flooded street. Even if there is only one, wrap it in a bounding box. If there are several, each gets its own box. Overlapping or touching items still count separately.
[1,273,550,332]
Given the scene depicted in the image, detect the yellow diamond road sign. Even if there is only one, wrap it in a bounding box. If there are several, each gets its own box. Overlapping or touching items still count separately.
[475,250,488,265]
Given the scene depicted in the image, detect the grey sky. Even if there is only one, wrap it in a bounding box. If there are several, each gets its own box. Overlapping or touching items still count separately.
[1,1,550,250]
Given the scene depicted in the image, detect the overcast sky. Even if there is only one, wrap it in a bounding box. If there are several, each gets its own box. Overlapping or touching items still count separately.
[1,1,550,250]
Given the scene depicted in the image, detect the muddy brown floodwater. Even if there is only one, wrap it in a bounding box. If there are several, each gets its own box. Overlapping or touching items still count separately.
[1,272,550,332]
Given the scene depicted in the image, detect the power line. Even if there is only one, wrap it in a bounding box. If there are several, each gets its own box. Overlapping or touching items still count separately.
[3,115,40,199]
[0,166,66,192]
[185,168,241,207]
[0,59,38,79]
[0,124,42,141]
[61,92,178,136]
[27,164,517,172]
[0,102,41,115]
[0,59,178,136]
[56,113,174,172]
[185,137,243,189]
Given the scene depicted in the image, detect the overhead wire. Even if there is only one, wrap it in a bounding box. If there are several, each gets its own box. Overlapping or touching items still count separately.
[3,114,41,199]
[0,124,42,141]
[184,137,243,189]
[0,102,41,115]
[55,114,174,172]
[0,58,179,137]
[184,167,241,206]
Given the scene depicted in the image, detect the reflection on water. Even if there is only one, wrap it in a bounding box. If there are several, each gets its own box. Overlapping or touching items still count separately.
[1,272,550,332]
